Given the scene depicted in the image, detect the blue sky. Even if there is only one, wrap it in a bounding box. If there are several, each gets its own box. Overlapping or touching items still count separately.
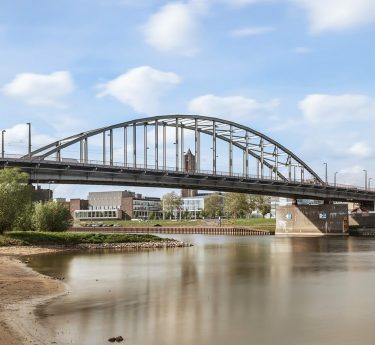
[1,0,375,198]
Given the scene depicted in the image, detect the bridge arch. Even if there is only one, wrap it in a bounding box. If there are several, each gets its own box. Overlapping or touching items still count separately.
[26,115,323,184]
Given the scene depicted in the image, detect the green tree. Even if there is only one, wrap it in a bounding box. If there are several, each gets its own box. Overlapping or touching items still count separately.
[13,202,35,231]
[148,211,157,220]
[162,191,183,219]
[0,168,32,233]
[204,194,223,217]
[33,201,72,232]
[253,195,271,218]
[224,193,249,219]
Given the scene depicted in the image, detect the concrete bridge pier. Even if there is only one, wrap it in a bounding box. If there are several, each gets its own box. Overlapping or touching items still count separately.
[350,200,375,232]
[276,203,349,236]
[360,201,375,211]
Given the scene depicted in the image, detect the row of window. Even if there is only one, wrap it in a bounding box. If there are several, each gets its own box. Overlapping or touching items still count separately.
[74,210,121,219]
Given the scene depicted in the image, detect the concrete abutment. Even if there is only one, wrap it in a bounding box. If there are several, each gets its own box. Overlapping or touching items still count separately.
[276,204,349,235]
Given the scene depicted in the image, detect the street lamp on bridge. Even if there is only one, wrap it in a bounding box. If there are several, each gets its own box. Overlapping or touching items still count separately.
[363,169,368,190]
[334,172,339,187]
[324,163,328,185]
[369,178,373,190]
[26,122,31,157]
[1,130,5,158]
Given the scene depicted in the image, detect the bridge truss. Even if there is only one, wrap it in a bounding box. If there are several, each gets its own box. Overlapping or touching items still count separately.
[1,115,374,202]
[25,115,323,184]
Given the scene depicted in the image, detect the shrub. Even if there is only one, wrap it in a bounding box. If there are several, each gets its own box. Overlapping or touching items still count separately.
[13,202,35,231]
[0,168,32,233]
[33,201,72,232]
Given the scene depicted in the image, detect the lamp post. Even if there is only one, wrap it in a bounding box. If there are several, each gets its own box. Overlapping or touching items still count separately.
[324,163,328,185]
[363,169,368,190]
[334,172,339,187]
[1,130,5,158]
[26,122,31,157]
[369,178,373,190]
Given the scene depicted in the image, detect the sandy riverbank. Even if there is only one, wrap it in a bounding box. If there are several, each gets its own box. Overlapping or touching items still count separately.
[0,247,66,345]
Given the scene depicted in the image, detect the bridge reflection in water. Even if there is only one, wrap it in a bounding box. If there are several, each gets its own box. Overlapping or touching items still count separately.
[29,236,375,345]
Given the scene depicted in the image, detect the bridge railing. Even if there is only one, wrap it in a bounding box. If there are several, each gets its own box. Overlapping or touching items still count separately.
[1,154,375,193]
[1,154,316,184]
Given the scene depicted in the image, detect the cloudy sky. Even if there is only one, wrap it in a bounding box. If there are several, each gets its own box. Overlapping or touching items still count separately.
[1,0,374,198]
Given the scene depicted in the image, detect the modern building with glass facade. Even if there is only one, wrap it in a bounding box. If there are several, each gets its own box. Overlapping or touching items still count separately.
[73,190,162,221]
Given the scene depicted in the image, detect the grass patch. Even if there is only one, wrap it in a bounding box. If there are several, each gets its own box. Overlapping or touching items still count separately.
[1,231,169,246]
[223,218,276,226]
[0,234,24,246]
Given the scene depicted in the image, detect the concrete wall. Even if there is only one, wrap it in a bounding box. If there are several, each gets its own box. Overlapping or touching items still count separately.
[276,204,348,235]
[349,214,375,229]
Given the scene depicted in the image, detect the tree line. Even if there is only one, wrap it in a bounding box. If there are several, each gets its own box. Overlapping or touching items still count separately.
[0,168,71,234]
[162,191,271,219]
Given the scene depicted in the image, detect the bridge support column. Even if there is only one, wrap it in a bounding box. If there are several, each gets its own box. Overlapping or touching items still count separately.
[144,123,147,169]
[133,125,136,168]
[260,138,264,179]
[102,131,106,165]
[181,125,184,171]
[245,132,248,178]
[109,129,113,166]
[124,126,127,167]
[155,121,158,170]
[175,118,179,172]
[229,125,233,176]
[84,138,88,163]
[212,121,216,175]
[276,203,349,235]
[274,147,278,180]
[163,122,166,170]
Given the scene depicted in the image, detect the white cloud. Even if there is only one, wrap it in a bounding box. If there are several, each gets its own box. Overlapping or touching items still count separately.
[293,46,311,54]
[98,66,181,114]
[142,2,201,56]
[188,94,279,121]
[2,71,74,107]
[293,0,375,33]
[348,141,373,158]
[230,26,275,37]
[299,94,375,124]
[218,0,270,6]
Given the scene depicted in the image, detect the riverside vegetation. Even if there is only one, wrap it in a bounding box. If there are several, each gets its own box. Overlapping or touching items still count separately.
[0,232,173,246]
[0,168,176,247]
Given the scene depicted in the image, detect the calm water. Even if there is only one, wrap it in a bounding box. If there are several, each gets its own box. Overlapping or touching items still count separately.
[30,235,375,345]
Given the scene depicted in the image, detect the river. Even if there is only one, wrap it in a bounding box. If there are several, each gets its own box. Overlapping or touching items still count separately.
[29,235,375,345]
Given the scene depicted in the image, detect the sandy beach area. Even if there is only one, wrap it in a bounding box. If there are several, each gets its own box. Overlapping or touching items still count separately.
[0,247,66,345]
[0,241,191,344]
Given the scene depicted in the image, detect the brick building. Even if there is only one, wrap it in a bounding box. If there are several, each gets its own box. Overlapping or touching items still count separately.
[73,190,162,221]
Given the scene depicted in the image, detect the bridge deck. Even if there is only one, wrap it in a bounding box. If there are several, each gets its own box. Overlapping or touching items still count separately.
[1,157,374,203]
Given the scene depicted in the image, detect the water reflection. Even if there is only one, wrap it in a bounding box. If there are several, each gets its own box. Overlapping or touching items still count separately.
[30,236,375,345]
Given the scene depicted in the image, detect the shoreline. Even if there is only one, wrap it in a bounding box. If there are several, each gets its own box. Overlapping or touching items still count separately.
[0,247,67,345]
[0,240,191,345]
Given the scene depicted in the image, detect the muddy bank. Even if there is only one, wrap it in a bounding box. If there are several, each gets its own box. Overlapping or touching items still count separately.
[0,248,66,345]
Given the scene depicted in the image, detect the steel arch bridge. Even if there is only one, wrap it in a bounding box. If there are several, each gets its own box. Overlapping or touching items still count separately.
[1,115,375,203]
